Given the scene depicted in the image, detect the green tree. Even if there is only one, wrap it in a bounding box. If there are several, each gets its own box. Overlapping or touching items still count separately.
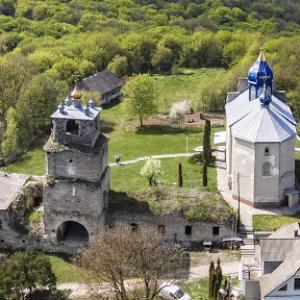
[152,46,173,73]
[0,250,65,300]
[108,55,128,77]
[178,162,183,188]
[209,261,216,300]
[202,160,208,187]
[203,119,211,164]
[1,106,19,157]
[124,74,157,127]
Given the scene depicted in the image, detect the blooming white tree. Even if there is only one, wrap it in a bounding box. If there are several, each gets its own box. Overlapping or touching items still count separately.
[169,100,192,124]
[140,158,162,187]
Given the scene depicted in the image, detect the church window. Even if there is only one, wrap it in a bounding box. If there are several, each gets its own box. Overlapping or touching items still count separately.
[295,278,300,290]
[185,225,192,235]
[278,284,287,291]
[263,162,272,176]
[66,120,79,135]
[213,226,220,236]
[264,148,270,156]
[69,159,73,163]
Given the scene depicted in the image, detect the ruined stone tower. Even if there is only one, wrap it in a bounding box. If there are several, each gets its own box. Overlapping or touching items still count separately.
[43,86,110,251]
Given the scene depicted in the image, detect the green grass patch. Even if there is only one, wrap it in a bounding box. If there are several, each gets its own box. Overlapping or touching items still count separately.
[253,213,300,232]
[153,68,225,112]
[2,146,45,176]
[28,209,43,224]
[48,255,89,284]
[180,278,209,299]
[111,157,217,192]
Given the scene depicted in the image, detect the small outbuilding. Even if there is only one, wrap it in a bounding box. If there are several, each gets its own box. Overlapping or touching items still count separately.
[77,69,123,105]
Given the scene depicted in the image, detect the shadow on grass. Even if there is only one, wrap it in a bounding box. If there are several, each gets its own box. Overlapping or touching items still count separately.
[101,97,122,109]
[136,125,200,135]
[100,120,116,133]
[108,190,153,215]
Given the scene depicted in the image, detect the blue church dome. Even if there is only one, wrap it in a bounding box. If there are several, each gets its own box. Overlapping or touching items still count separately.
[248,51,273,83]
[248,50,273,103]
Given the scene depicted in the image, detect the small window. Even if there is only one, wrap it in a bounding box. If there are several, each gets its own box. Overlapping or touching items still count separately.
[263,162,272,176]
[213,226,220,236]
[278,284,287,291]
[69,159,73,163]
[131,223,138,232]
[0,240,4,243]
[295,278,300,290]
[264,148,270,156]
[185,225,192,235]
[157,225,165,234]
[66,120,79,135]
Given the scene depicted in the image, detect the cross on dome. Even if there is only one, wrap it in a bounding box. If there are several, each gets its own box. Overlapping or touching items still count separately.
[248,49,273,104]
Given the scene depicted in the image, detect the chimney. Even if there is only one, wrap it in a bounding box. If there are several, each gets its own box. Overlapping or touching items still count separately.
[237,77,249,93]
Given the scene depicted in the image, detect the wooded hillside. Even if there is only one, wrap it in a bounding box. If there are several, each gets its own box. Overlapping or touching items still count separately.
[1,0,300,157]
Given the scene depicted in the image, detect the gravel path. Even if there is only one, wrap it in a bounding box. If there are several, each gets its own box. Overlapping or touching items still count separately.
[109,152,197,167]
[58,260,240,298]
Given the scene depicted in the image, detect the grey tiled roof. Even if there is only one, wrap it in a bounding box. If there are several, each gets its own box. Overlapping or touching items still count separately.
[0,172,28,210]
[51,102,101,121]
[260,247,300,297]
[225,89,297,143]
[77,69,123,96]
[260,238,300,262]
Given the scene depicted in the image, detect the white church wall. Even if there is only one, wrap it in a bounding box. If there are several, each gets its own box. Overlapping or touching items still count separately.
[279,138,295,199]
[226,125,232,180]
[232,137,255,204]
[265,276,300,299]
[254,143,280,204]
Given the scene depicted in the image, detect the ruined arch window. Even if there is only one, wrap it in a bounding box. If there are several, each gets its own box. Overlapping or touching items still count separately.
[157,225,166,234]
[264,148,270,156]
[66,120,79,135]
[185,225,192,235]
[263,162,272,176]
[131,223,138,232]
[213,226,220,236]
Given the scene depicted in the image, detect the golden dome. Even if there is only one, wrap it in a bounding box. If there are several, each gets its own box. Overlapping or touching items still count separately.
[71,85,82,100]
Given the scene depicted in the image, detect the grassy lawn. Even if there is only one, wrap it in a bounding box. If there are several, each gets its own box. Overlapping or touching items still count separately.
[253,212,300,232]
[1,68,224,175]
[111,157,217,192]
[153,68,225,112]
[48,255,89,284]
[180,278,209,299]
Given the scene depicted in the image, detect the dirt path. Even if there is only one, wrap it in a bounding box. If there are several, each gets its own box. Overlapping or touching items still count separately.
[58,260,240,298]
[109,152,197,167]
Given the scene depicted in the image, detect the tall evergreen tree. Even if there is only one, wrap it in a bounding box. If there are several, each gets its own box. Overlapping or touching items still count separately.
[178,162,183,187]
[202,160,208,187]
[208,261,215,300]
[203,119,211,164]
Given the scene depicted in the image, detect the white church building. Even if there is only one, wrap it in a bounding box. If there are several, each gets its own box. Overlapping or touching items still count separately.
[225,51,297,208]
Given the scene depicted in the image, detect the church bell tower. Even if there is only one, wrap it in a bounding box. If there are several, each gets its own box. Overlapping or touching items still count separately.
[43,85,110,251]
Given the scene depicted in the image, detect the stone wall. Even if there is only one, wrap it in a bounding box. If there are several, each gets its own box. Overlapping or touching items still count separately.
[52,118,100,147]
[107,213,234,244]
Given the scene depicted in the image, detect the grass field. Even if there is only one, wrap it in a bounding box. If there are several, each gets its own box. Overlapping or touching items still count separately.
[48,255,89,284]
[111,157,217,192]
[1,68,224,176]
[253,213,300,231]
[153,68,225,112]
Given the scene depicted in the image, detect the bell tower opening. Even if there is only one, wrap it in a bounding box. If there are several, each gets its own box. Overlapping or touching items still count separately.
[66,120,79,135]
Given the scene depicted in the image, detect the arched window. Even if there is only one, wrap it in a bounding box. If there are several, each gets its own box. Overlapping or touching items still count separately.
[66,120,79,135]
[264,148,270,156]
[263,162,272,176]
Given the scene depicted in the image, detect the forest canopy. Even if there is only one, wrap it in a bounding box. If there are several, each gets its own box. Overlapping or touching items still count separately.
[1,0,300,156]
